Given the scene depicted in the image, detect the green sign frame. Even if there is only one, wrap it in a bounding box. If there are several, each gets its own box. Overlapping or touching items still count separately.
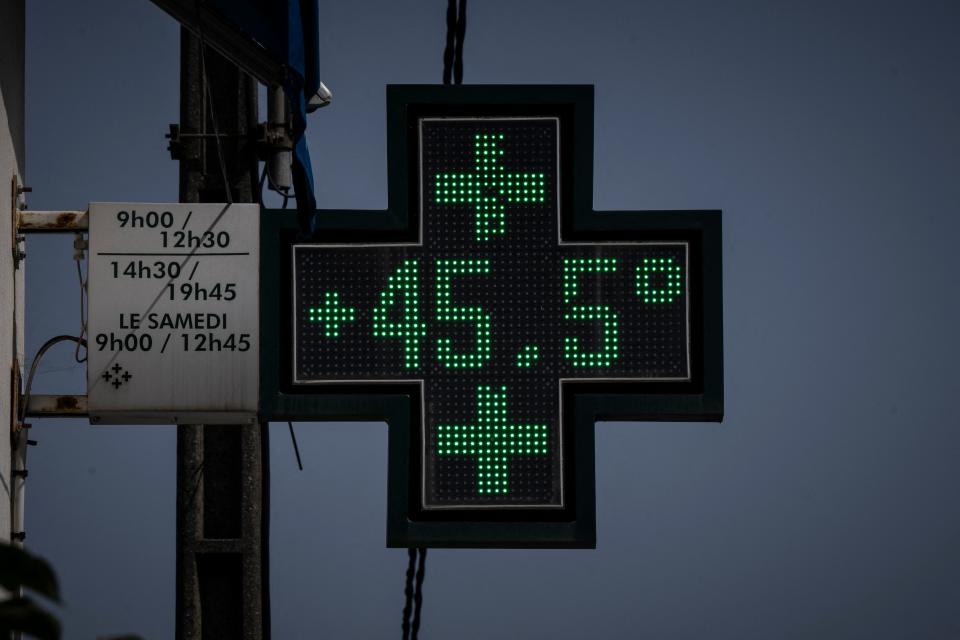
[260,85,723,548]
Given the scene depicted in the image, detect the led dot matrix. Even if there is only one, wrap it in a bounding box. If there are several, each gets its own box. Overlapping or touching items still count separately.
[434,132,546,241]
[371,258,426,368]
[307,291,356,337]
[637,257,682,304]
[437,385,548,494]
[435,259,492,368]
[294,117,690,509]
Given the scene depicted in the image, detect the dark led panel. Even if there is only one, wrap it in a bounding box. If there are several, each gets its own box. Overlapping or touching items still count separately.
[293,117,690,510]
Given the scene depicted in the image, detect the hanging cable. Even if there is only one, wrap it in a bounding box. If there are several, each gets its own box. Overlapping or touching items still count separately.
[20,335,85,423]
[73,234,88,363]
[453,0,466,84]
[402,548,416,639]
[259,163,269,205]
[401,547,428,639]
[442,0,456,84]
[442,0,467,85]
[411,548,427,638]
[286,422,304,471]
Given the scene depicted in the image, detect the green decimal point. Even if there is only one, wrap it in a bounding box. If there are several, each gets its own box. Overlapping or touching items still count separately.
[433,132,546,242]
[436,385,548,495]
[516,344,540,368]
[637,257,682,303]
[308,291,356,337]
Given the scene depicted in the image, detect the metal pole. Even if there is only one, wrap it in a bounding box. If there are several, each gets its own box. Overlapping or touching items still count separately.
[175,27,267,640]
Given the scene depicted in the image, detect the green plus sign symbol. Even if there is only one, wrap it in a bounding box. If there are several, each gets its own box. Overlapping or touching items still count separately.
[434,133,546,241]
[436,385,548,494]
[308,291,356,337]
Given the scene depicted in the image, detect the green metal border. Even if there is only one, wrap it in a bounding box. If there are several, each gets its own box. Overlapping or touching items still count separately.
[260,85,723,549]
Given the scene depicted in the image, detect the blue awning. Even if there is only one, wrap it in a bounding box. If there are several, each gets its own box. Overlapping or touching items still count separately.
[206,0,321,234]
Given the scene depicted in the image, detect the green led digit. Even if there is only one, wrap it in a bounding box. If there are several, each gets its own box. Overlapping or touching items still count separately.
[562,257,619,367]
[637,257,682,303]
[433,133,546,242]
[435,258,492,368]
[372,258,426,368]
[436,385,548,494]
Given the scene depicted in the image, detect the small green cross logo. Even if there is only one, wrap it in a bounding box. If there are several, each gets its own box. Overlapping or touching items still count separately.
[308,291,357,337]
[436,385,548,494]
[434,133,547,241]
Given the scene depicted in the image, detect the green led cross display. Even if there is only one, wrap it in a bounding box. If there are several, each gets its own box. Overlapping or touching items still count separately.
[434,133,547,241]
[283,87,723,549]
[308,291,357,337]
[436,385,548,494]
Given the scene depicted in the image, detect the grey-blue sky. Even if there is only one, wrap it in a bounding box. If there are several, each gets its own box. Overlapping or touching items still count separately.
[21,0,960,638]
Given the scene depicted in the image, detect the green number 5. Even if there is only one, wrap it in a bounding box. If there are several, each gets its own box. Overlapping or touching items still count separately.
[562,257,619,367]
[435,259,492,368]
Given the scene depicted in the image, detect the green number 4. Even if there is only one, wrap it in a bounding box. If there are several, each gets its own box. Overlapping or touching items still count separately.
[372,258,426,368]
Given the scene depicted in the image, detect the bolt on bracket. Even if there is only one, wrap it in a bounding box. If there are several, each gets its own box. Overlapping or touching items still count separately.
[10,359,23,443]
[10,175,28,268]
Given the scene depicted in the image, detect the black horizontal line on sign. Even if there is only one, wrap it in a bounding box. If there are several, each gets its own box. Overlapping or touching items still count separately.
[96,252,250,256]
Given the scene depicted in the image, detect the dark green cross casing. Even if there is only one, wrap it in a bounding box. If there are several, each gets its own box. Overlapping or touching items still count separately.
[260,85,723,548]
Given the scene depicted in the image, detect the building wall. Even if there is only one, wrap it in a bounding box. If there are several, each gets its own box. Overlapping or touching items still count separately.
[1,0,26,547]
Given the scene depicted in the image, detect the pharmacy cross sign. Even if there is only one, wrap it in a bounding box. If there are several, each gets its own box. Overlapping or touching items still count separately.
[260,85,724,548]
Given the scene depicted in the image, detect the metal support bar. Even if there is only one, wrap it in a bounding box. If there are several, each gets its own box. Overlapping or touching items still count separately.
[23,394,88,417]
[16,210,88,232]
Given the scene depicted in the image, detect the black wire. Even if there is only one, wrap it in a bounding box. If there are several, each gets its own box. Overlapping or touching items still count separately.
[411,548,427,638]
[441,0,467,85]
[21,335,85,423]
[259,163,269,205]
[453,0,466,85]
[442,0,457,84]
[402,548,416,639]
[286,422,303,471]
[74,258,88,363]
[260,159,292,203]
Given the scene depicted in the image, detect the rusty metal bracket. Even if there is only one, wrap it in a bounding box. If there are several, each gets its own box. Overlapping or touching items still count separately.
[17,209,88,232]
[10,176,89,235]
[24,394,88,417]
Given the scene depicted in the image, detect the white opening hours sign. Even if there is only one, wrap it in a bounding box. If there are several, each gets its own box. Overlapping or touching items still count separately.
[87,202,259,424]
